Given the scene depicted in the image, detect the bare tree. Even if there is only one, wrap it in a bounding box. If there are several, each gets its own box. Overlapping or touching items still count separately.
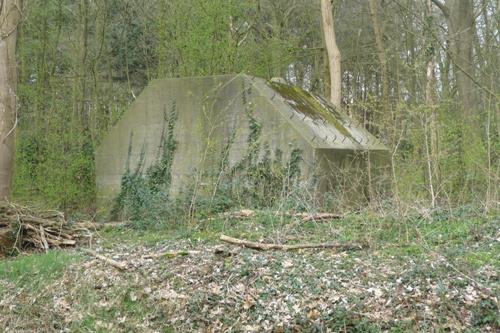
[0,0,22,200]
[321,0,341,107]
[424,0,440,207]
[368,0,389,116]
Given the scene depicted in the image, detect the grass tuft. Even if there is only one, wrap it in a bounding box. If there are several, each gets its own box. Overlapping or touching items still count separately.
[0,250,79,290]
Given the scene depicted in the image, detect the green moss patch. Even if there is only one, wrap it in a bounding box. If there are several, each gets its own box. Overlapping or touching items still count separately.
[268,81,353,139]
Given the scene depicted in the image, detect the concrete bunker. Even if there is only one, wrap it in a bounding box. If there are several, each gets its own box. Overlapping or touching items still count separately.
[95,74,390,209]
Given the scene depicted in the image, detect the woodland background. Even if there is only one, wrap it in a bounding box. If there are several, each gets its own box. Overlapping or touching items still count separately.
[1,1,499,331]
[11,0,499,213]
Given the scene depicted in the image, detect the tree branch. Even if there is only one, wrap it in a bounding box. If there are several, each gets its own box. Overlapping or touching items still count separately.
[83,249,128,270]
[220,234,364,252]
[431,0,449,18]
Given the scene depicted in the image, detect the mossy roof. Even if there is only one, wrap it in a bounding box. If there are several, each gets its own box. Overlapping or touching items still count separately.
[109,73,387,152]
[262,79,387,151]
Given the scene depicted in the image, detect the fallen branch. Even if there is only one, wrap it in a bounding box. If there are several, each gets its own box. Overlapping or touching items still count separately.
[82,249,128,271]
[220,234,363,252]
[142,250,201,259]
[292,212,343,222]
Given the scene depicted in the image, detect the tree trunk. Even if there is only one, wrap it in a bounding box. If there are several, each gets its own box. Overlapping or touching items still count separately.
[321,0,341,108]
[432,0,482,193]
[368,0,389,116]
[432,0,477,121]
[448,0,477,122]
[0,0,23,200]
[425,0,440,206]
[79,0,90,134]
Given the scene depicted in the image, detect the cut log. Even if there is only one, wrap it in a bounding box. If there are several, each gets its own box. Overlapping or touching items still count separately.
[83,249,128,270]
[220,234,363,252]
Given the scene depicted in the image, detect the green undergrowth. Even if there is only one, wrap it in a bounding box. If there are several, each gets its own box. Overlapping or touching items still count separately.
[102,208,498,268]
[0,250,80,292]
[1,208,497,332]
[3,209,497,292]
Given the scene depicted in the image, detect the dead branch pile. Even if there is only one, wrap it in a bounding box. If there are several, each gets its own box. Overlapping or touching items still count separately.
[0,201,93,254]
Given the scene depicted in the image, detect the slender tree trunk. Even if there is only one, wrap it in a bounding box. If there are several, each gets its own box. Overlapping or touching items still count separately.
[157,0,168,79]
[408,46,417,104]
[439,41,451,100]
[368,0,389,116]
[321,0,341,107]
[425,0,439,206]
[80,0,90,134]
[323,49,331,100]
[423,117,436,207]
[0,0,23,200]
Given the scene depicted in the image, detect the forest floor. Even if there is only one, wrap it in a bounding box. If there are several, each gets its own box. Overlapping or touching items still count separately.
[0,209,499,332]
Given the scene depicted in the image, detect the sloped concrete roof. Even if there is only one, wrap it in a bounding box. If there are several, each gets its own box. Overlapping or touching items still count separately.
[237,74,387,151]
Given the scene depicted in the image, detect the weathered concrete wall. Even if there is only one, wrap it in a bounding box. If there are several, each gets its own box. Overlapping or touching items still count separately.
[96,74,390,210]
[171,75,315,198]
[314,149,391,204]
[95,75,235,209]
[209,75,314,175]
[95,74,315,208]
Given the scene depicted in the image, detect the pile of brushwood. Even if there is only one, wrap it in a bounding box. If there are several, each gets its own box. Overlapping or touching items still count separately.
[0,201,93,255]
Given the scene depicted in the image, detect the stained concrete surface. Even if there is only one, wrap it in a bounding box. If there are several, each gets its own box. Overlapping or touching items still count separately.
[95,74,390,209]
